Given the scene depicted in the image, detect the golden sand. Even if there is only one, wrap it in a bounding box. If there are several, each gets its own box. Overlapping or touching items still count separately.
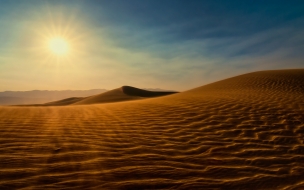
[0,69,304,189]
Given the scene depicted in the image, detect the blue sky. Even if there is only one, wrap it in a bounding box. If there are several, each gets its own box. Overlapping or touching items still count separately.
[0,0,303,91]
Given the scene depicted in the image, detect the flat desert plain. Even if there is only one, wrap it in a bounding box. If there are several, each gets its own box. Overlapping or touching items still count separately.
[1,69,304,189]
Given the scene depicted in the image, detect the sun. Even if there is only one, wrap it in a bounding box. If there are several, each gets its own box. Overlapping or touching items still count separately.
[48,37,69,55]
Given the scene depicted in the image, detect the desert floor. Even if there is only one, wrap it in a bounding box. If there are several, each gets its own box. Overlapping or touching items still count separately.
[1,69,304,189]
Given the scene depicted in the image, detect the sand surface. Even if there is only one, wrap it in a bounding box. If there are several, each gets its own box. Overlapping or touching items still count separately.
[1,69,304,189]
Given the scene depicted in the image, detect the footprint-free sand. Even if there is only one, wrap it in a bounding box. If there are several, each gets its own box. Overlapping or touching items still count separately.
[1,69,304,189]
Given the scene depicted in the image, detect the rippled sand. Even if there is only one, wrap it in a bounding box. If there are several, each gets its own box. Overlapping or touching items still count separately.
[1,69,304,189]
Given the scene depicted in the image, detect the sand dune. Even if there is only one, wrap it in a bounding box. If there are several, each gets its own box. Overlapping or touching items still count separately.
[44,86,177,106]
[1,69,304,189]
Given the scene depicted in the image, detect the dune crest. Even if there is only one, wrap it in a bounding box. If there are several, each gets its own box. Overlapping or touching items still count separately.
[120,85,177,97]
[1,69,304,189]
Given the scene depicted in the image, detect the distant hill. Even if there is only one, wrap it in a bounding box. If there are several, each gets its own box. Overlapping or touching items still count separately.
[0,89,107,105]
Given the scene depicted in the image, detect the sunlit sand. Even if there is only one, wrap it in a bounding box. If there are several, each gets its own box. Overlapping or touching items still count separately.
[0,69,304,189]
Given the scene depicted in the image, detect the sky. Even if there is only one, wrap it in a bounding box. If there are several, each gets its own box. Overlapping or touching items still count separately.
[0,0,303,91]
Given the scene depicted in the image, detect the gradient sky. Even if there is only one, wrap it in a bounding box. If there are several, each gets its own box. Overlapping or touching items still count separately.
[0,0,303,91]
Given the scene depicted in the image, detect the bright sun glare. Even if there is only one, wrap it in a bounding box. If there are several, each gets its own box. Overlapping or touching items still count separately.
[48,37,69,55]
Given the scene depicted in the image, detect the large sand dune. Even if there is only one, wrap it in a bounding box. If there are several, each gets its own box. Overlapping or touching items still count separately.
[1,69,304,189]
[43,86,177,106]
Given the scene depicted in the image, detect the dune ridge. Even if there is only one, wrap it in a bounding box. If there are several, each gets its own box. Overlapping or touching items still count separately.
[0,69,304,189]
